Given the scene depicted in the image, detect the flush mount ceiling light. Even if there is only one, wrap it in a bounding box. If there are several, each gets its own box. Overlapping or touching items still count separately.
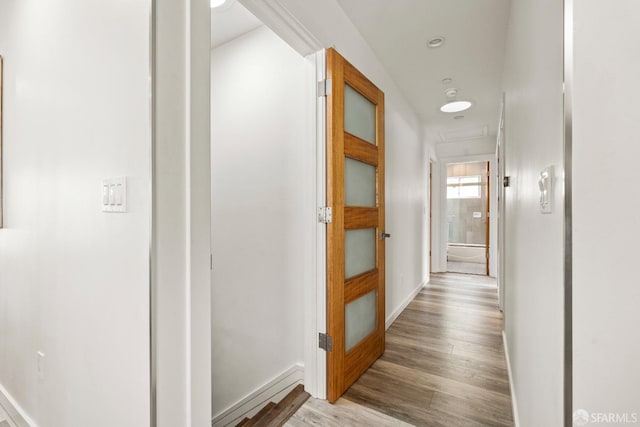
[440,101,473,113]
[442,77,453,85]
[454,115,465,120]
[427,36,445,48]
[210,0,227,8]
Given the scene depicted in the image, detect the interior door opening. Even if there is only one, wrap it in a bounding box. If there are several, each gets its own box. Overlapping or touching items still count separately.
[445,161,490,276]
[210,3,321,423]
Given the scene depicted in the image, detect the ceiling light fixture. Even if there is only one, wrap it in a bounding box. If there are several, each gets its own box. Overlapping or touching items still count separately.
[427,36,445,48]
[440,101,473,113]
[442,77,453,85]
[444,88,458,98]
[454,115,465,120]
[210,0,227,8]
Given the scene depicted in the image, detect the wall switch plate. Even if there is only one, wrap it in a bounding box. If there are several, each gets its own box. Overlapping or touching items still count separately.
[102,177,127,213]
[37,351,45,380]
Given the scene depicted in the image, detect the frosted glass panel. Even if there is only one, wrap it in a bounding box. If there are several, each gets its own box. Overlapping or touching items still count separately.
[344,84,376,144]
[345,228,376,279]
[345,290,377,351]
[345,157,376,207]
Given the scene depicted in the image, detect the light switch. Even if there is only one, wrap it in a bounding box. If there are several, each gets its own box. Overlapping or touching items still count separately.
[102,177,127,213]
[108,185,116,205]
[102,185,110,205]
[115,184,123,205]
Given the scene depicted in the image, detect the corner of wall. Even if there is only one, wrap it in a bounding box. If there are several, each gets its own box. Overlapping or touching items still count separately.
[385,279,427,330]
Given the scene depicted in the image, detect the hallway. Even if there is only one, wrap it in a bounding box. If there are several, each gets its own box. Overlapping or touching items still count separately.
[288,273,513,426]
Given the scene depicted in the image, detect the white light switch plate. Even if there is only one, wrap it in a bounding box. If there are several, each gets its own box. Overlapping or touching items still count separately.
[102,177,127,213]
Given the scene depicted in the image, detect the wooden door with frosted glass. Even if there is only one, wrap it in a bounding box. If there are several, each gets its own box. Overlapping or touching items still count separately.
[326,48,386,402]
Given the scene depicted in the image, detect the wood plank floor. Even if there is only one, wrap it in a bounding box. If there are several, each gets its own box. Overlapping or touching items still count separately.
[289,273,514,426]
[447,261,487,276]
[286,398,414,427]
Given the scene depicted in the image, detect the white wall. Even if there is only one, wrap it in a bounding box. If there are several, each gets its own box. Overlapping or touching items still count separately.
[210,26,311,417]
[384,106,430,324]
[0,1,151,426]
[501,0,565,424]
[573,0,640,416]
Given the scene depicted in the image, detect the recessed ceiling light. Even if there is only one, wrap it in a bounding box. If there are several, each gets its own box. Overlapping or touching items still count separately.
[440,101,473,113]
[427,37,445,48]
[442,77,453,85]
[444,88,458,98]
[211,0,227,8]
[454,115,465,120]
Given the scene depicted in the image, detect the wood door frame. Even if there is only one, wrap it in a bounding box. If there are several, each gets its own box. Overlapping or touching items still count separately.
[438,154,497,277]
[429,161,433,274]
[443,160,490,276]
[497,93,506,311]
[485,162,491,276]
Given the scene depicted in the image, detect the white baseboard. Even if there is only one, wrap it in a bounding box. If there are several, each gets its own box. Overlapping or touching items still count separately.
[211,364,304,427]
[385,279,427,330]
[0,384,37,427]
[502,330,520,427]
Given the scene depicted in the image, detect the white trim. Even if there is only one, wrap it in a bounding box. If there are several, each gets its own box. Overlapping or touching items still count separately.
[385,280,428,330]
[0,384,38,427]
[303,49,327,400]
[502,331,520,427]
[239,0,322,56]
[211,364,304,427]
[189,0,212,424]
[184,2,193,425]
[496,93,506,313]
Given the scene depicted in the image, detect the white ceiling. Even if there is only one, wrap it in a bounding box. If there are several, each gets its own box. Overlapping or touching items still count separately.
[211,0,263,49]
[211,0,510,145]
[336,0,511,144]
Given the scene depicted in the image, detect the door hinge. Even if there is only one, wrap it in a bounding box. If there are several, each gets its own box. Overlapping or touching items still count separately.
[317,79,332,97]
[318,207,332,224]
[319,333,333,352]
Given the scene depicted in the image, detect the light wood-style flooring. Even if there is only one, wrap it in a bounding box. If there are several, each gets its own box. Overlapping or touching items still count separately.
[447,261,487,276]
[288,273,514,426]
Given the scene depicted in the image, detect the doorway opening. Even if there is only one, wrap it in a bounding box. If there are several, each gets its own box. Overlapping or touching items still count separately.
[210,3,322,424]
[445,161,490,276]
